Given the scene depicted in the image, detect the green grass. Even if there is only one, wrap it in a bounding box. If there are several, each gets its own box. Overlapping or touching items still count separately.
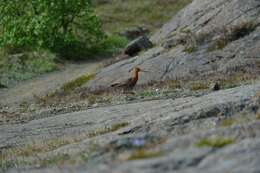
[136,90,159,97]
[61,74,95,92]
[0,160,17,173]
[95,0,192,33]
[219,116,253,127]
[218,73,256,89]
[207,38,228,52]
[0,49,57,87]
[219,118,237,127]
[195,137,234,148]
[39,153,71,167]
[0,134,101,171]
[190,82,209,91]
[86,35,129,58]
[184,46,197,53]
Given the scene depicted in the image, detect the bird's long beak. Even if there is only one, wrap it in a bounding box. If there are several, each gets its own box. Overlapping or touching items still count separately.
[140,69,149,72]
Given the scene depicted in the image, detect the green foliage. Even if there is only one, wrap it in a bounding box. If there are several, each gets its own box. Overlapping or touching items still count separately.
[0,0,104,59]
[86,34,129,58]
[195,137,234,148]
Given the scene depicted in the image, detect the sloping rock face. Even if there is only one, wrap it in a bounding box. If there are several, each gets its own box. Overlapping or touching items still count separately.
[3,82,260,173]
[86,0,260,90]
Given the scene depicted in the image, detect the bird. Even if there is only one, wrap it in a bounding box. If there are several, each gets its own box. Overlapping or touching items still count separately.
[111,67,148,91]
[212,82,220,91]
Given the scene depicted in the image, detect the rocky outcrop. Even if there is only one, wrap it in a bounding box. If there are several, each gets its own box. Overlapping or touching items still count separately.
[2,0,260,173]
[86,0,260,90]
[3,82,260,173]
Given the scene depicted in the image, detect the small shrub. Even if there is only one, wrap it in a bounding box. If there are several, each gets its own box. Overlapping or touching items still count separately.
[208,21,257,52]
[195,137,234,148]
[61,74,95,92]
[229,21,257,41]
[0,0,104,60]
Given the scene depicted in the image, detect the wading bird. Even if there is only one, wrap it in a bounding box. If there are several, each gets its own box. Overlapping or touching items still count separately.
[111,67,148,91]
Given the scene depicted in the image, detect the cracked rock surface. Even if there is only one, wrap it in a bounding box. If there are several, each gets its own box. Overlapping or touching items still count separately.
[86,0,260,90]
[2,82,260,173]
[1,0,260,173]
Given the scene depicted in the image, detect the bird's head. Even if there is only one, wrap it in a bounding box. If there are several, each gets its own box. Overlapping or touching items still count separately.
[130,67,149,73]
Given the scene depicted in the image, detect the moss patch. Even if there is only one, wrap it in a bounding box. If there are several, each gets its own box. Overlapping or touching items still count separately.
[195,137,234,148]
[256,112,260,120]
[127,149,162,160]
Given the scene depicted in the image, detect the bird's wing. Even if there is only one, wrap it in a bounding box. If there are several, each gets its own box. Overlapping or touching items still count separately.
[111,78,132,87]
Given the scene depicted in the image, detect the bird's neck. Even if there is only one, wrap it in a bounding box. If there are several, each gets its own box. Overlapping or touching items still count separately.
[131,71,139,80]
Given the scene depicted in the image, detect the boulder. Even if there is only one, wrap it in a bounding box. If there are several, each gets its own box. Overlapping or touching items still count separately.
[124,36,153,56]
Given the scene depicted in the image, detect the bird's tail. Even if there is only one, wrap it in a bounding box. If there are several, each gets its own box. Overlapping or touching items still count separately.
[111,83,120,87]
[111,83,126,88]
